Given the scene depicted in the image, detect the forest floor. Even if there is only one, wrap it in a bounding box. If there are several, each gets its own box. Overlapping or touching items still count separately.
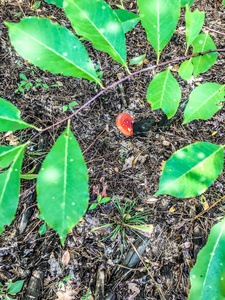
[0,0,225,299]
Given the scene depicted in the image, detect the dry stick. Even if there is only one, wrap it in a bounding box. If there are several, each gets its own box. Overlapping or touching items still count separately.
[202,26,225,36]
[82,129,106,155]
[15,0,26,17]
[191,194,225,223]
[30,48,225,143]
[125,233,166,300]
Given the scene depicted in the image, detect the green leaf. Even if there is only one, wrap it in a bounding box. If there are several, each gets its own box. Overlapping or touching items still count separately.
[25,82,33,91]
[44,0,63,7]
[20,73,27,81]
[20,174,38,180]
[19,81,27,86]
[185,8,205,53]
[99,197,111,204]
[126,224,153,235]
[63,105,68,112]
[0,145,26,234]
[31,1,41,9]
[183,83,225,124]
[129,54,146,66]
[191,33,217,77]
[181,0,195,7]
[8,280,24,294]
[0,98,40,132]
[188,217,225,300]
[114,9,140,33]
[147,69,181,119]
[5,18,100,84]
[137,0,180,63]
[63,0,127,69]
[39,222,47,235]
[155,142,224,198]
[89,203,98,210]
[178,60,193,80]
[37,121,89,245]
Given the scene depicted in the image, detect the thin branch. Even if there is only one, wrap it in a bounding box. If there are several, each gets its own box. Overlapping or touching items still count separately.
[203,26,225,36]
[30,48,225,142]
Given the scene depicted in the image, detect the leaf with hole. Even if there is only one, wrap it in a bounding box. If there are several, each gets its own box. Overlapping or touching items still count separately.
[63,0,127,69]
[147,69,181,119]
[114,9,140,33]
[37,121,89,245]
[137,0,180,63]
[185,7,205,53]
[191,33,217,77]
[179,60,193,80]
[188,217,225,299]
[0,144,26,234]
[183,83,225,124]
[5,18,100,84]
[0,98,40,132]
[155,142,224,198]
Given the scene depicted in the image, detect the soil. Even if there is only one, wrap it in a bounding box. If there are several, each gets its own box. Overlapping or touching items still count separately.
[0,0,225,299]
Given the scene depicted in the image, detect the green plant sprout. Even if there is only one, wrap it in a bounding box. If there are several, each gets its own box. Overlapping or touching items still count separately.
[1,1,225,297]
[81,291,91,300]
[58,275,71,288]
[0,279,24,300]
[92,197,153,260]
[63,101,78,113]
[89,194,111,210]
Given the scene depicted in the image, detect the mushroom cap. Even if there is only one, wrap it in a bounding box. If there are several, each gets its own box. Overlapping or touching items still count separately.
[116,112,134,136]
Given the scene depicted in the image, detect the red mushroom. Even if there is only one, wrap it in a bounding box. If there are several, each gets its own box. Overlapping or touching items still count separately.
[116,112,134,136]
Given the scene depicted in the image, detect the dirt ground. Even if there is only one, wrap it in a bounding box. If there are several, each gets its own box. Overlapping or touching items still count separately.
[0,0,225,299]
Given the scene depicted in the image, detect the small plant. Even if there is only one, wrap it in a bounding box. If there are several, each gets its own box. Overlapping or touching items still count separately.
[92,197,153,259]
[15,73,33,94]
[81,291,91,300]
[58,275,71,289]
[89,194,111,210]
[63,101,78,113]
[0,279,24,300]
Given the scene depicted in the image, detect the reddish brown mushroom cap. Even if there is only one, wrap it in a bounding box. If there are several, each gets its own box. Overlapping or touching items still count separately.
[116,112,134,136]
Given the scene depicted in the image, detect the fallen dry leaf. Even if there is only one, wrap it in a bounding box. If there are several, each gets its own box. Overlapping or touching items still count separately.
[56,288,77,300]
[62,249,70,268]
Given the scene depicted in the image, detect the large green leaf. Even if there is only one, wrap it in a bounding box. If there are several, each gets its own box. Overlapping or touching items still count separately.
[5,18,100,84]
[188,217,225,300]
[37,121,89,245]
[147,69,181,119]
[45,0,63,7]
[137,0,180,63]
[181,0,195,7]
[63,0,127,69]
[185,8,205,53]
[0,144,26,234]
[0,98,40,132]
[191,33,217,77]
[178,60,193,80]
[155,142,224,198]
[114,9,140,33]
[183,83,225,124]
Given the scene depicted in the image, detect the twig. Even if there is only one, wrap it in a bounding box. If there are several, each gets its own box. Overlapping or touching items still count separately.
[30,48,225,142]
[125,234,166,300]
[15,0,26,17]
[203,26,225,36]
[82,129,106,155]
[191,194,225,222]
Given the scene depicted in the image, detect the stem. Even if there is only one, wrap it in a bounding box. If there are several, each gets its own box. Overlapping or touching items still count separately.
[30,48,225,142]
